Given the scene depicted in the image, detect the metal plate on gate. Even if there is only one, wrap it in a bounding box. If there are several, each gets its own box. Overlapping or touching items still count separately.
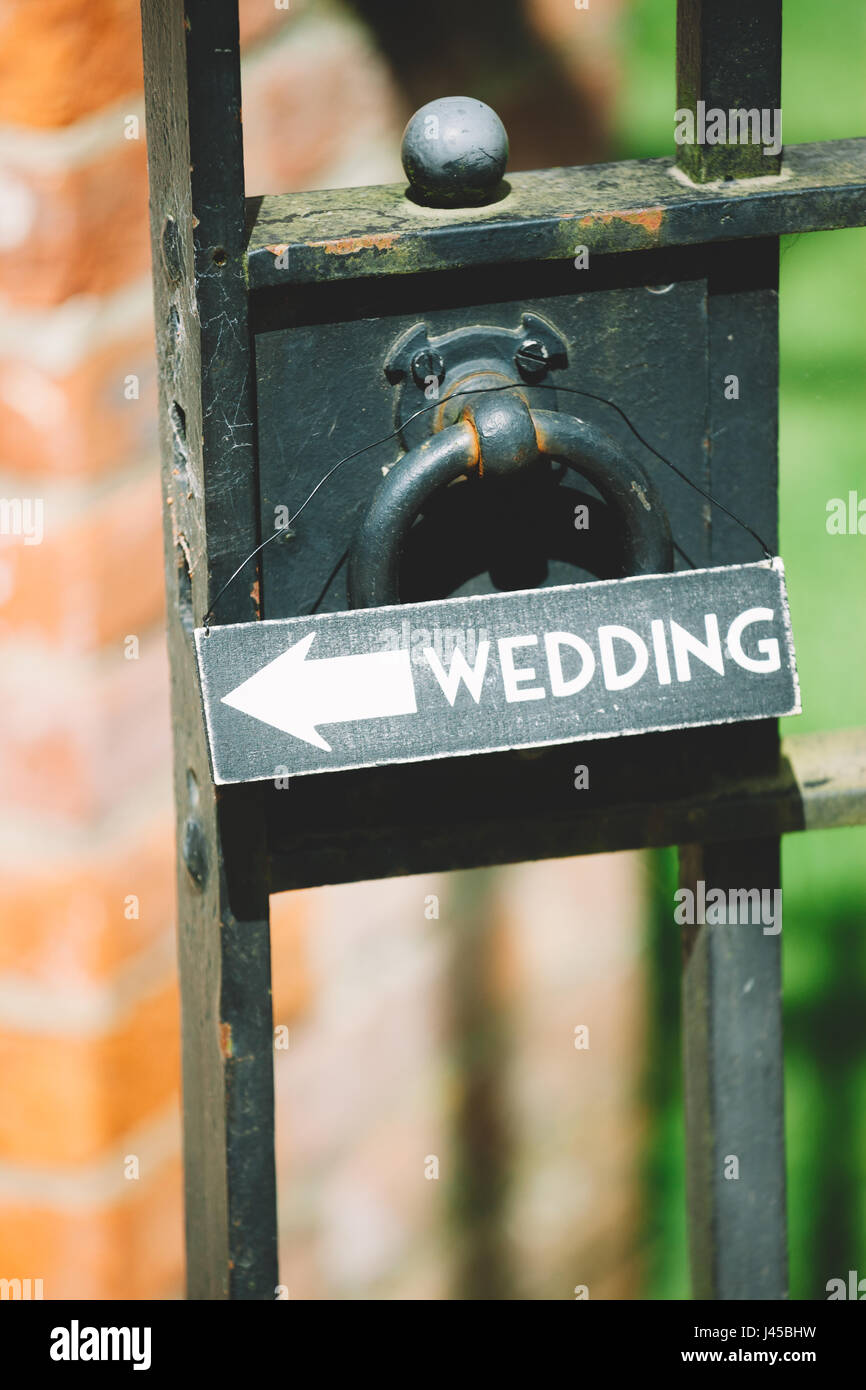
[253,260,716,619]
[195,560,799,785]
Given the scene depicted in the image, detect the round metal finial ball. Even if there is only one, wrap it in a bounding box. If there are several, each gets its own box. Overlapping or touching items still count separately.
[401,97,508,208]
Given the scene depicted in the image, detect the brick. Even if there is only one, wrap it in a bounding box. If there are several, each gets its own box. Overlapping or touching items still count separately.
[0,1,143,129]
[0,137,151,307]
[0,1156,183,1300]
[274,875,447,1173]
[0,465,165,650]
[0,0,646,1309]
[271,891,313,1025]
[0,324,158,479]
[528,0,625,68]
[239,0,308,51]
[0,631,170,820]
[0,0,313,135]
[497,855,646,1299]
[0,815,174,987]
[0,981,179,1165]
[241,16,402,195]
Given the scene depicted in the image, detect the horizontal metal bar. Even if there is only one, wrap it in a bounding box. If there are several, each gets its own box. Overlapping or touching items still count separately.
[247,138,866,289]
[265,725,866,892]
[784,726,866,832]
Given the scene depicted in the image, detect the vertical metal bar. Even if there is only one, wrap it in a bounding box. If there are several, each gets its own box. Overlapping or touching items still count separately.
[141,0,277,1298]
[677,0,786,1298]
[705,239,780,566]
[681,839,787,1298]
[676,0,783,181]
[447,870,513,1300]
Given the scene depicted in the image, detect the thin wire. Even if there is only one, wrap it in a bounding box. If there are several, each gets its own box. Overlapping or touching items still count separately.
[202,381,772,628]
[553,383,773,560]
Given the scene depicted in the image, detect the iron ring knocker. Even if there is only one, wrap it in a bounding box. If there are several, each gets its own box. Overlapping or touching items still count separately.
[347,392,674,610]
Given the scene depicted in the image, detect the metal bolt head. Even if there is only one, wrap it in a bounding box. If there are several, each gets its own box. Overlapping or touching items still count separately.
[401,97,509,208]
[411,348,445,389]
[514,339,550,381]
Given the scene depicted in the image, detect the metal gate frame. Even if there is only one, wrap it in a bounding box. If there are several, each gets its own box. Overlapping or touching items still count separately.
[140,0,866,1298]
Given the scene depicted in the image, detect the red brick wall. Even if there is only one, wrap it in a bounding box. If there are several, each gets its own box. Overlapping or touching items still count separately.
[0,0,643,1301]
[0,0,175,1301]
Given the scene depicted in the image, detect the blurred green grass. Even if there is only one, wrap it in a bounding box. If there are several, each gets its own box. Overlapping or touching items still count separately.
[614,0,866,1299]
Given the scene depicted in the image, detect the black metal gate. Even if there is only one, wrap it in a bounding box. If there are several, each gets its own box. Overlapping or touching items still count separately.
[140,0,866,1298]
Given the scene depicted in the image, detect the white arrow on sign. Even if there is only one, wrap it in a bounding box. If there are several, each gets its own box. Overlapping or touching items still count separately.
[220,631,418,751]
